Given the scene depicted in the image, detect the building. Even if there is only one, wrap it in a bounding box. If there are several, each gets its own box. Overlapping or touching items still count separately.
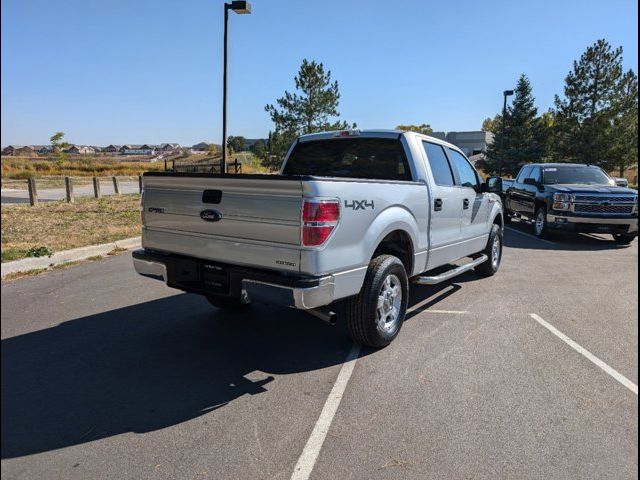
[33,145,53,155]
[2,145,35,156]
[65,145,96,155]
[430,131,494,157]
[120,144,156,155]
[102,145,122,154]
[158,143,180,152]
[191,142,210,152]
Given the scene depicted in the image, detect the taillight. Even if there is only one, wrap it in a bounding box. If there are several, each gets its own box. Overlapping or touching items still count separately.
[301,198,340,247]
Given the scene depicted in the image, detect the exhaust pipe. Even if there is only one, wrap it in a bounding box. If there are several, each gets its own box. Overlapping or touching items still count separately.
[307,308,337,325]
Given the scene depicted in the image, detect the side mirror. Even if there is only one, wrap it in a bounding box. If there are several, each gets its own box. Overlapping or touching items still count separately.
[482,176,503,194]
[523,178,538,186]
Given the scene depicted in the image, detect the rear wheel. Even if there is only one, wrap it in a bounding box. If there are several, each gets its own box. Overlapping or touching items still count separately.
[475,224,503,277]
[344,255,408,348]
[206,294,250,310]
[612,233,636,245]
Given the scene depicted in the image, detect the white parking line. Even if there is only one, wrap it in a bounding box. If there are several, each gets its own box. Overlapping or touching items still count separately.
[505,226,557,245]
[290,343,361,480]
[530,313,638,395]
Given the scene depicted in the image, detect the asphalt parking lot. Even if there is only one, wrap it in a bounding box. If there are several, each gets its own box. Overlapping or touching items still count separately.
[1,221,637,480]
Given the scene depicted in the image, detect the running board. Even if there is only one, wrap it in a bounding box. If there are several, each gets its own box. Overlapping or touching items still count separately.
[412,254,488,286]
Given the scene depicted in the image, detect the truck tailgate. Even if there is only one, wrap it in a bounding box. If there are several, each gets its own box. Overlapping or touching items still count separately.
[141,173,304,271]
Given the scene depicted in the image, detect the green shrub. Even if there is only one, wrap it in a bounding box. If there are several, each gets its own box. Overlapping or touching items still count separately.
[26,246,54,258]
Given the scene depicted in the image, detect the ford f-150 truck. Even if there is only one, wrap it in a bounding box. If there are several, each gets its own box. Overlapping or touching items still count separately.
[504,163,638,243]
[133,130,504,347]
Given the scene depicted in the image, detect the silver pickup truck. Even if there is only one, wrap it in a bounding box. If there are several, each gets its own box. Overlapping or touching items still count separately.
[133,130,504,347]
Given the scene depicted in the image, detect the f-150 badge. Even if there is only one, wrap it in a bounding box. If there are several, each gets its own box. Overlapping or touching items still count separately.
[344,200,374,210]
[200,209,223,222]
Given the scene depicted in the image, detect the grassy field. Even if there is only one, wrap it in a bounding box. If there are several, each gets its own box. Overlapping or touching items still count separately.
[1,151,272,180]
[1,195,142,263]
[1,156,167,179]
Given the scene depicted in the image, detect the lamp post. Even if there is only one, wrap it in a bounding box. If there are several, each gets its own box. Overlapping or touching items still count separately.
[499,89,514,176]
[222,1,251,174]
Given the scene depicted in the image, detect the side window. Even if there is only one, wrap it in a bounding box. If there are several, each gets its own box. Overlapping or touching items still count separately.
[422,141,455,187]
[516,166,532,183]
[447,148,479,189]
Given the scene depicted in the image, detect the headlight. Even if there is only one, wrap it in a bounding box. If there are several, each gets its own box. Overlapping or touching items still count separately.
[553,193,573,211]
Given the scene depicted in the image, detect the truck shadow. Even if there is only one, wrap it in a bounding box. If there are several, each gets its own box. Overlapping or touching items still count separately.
[504,222,635,251]
[0,293,357,459]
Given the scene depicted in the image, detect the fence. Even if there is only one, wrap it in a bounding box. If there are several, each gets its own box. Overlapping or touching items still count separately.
[1,175,143,206]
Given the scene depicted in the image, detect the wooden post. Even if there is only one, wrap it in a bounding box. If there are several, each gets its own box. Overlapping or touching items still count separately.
[138,175,143,193]
[112,176,120,195]
[93,177,101,198]
[65,176,74,203]
[28,177,38,206]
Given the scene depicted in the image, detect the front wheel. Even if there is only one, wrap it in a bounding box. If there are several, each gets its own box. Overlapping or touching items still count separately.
[344,255,408,348]
[475,224,503,277]
[612,233,636,245]
[534,206,549,238]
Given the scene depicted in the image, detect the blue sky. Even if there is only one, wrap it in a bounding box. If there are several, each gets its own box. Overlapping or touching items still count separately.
[1,0,638,146]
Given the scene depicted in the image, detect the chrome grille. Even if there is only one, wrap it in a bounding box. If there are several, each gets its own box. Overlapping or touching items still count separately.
[574,204,635,214]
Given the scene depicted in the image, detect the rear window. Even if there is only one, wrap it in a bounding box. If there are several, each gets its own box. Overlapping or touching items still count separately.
[282,137,412,181]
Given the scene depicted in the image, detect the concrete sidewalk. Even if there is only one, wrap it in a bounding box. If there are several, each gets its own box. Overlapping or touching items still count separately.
[1,237,140,277]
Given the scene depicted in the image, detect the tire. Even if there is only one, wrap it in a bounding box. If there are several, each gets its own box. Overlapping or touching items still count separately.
[206,294,250,310]
[344,255,409,348]
[534,206,549,238]
[475,223,503,277]
[612,233,636,245]
[504,212,512,224]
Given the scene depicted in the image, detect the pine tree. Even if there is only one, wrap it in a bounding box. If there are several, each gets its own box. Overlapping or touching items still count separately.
[552,39,638,173]
[480,74,543,176]
[262,59,354,168]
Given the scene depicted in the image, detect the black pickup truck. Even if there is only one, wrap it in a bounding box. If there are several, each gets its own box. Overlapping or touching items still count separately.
[503,163,638,244]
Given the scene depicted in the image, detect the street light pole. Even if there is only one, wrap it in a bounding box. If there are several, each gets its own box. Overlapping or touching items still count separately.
[499,89,514,176]
[221,1,251,175]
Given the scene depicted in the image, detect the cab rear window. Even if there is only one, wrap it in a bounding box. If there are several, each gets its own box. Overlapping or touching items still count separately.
[282,137,412,181]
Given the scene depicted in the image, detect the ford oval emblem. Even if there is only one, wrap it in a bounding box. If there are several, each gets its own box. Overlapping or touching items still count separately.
[200,209,223,222]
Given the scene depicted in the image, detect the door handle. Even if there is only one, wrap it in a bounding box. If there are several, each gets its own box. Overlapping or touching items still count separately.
[463,198,470,209]
[434,198,443,211]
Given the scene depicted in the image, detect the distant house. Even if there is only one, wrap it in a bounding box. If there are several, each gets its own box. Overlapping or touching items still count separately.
[102,145,121,154]
[158,143,180,152]
[65,145,96,155]
[33,145,53,155]
[191,142,210,151]
[7,145,36,156]
[2,145,19,155]
[120,144,155,155]
[91,146,103,153]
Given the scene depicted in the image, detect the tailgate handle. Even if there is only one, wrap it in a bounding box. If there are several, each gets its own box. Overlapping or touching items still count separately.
[202,190,222,204]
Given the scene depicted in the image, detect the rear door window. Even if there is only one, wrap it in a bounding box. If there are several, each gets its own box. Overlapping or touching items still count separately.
[282,137,412,180]
[422,141,455,187]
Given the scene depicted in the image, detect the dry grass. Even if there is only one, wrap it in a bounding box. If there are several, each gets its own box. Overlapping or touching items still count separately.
[1,156,166,179]
[1,195,142,262]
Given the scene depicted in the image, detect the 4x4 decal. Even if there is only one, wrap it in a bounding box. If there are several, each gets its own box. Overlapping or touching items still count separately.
[344,200,374,211]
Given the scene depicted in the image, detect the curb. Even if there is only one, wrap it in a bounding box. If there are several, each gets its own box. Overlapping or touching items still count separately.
[1,236,141,277]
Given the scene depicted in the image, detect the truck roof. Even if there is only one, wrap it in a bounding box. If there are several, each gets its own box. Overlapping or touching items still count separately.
[525,163,603,168]
[297,129,462,152]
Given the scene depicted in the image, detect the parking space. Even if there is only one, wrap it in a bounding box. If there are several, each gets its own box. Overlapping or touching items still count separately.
[1,227,637,479]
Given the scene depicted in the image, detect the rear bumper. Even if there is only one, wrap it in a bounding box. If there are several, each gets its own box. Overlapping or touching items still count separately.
[132,249,335,309]
[547,214,638,234]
